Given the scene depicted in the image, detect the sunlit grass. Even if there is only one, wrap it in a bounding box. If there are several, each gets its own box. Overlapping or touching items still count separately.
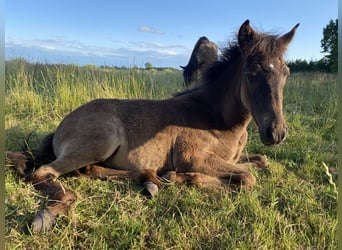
[5,60,337,249]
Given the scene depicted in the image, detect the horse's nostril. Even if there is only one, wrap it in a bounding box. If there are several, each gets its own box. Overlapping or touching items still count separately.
[264,124,287,145]
[281,125,288,141]
[266,127,273,139]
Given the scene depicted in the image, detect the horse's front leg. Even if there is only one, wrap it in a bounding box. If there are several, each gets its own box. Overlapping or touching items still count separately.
[162,171,226,189]
[239,153,269,170]
[163,159,256,190]
[235,130,268,170]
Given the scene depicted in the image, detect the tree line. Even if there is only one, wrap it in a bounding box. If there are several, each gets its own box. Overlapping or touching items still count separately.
[287,59,330,73]
[288,18,337,73]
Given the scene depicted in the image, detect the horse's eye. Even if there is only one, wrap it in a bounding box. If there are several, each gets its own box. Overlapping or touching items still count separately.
[246,73,257,81]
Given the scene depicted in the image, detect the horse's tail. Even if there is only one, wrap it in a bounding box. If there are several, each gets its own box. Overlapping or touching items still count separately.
[6,133,56,178]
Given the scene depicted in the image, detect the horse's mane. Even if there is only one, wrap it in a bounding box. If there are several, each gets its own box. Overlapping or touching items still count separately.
[205,32,281,83]
[203,43,241,85]
[174,41,238,97]
[173,44,240,97]
[175,31,283,97]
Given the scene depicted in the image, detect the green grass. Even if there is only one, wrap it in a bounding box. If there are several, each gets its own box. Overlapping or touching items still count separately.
[5,60,337,249]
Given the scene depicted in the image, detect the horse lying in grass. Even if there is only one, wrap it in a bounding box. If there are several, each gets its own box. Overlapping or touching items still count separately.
[181,36,218,89]
[6,20,299,233]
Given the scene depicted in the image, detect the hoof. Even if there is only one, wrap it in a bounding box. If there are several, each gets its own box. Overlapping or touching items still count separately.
[32,209,55,233]
[241,174,256,190]
[162,171,177,181]
[143,182,159,198]
[251,155,268,170]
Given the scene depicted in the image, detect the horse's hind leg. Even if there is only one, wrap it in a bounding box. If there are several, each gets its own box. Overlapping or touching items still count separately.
[75,165,132,180]
[75,165,158,197]
[28,170,75,233]
[132,169,160,198]
[27,156,94,233]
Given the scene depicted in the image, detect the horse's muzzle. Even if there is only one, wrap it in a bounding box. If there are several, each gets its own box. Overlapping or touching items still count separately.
[260,123,288,146]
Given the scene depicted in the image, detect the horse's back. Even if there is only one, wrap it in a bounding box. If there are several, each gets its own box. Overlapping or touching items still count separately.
[52,98,179,171]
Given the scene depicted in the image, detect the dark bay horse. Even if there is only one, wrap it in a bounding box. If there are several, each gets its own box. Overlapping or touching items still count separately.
[181,36,218,89]
[6,20,299,233]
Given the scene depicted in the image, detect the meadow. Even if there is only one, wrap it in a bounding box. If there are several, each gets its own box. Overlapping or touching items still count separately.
[5,59,337,249]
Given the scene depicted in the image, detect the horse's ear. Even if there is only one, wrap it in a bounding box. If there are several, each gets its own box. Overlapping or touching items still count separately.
[277,23,300,52]
[238,20,255,53]
[180,66,185,69]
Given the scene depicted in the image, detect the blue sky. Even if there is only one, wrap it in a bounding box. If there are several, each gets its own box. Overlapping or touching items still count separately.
[5,0,338,68]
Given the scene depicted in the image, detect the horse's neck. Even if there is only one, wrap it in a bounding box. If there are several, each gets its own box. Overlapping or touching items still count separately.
[202,61,251,130]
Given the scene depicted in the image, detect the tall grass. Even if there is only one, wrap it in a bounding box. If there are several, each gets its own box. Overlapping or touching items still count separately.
[5,60,337,249]
[5,60,183,147]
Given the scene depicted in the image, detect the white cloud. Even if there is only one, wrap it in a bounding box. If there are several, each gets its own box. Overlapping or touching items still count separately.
[126,41,189,55]
[138,25,164,35]
[5,36,192,67]
[6,37,85,53]
[6,36,190,57]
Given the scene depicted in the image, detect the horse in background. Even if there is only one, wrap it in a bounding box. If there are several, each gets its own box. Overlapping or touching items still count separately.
[7,20,299,233]
[181,36,218,89]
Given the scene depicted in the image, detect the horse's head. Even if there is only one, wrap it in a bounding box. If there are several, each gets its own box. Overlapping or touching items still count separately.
[238,20,299,146]
[181,37,218,88]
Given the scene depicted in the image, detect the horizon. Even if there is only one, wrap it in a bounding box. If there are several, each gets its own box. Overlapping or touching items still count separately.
[4,56,327,70]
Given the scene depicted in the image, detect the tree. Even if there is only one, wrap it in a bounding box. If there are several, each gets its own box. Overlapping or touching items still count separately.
[321,19,338,73]
[144,62,153,70]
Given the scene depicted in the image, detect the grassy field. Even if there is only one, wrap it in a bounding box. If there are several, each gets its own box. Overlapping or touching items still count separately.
[5,59,337,249]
